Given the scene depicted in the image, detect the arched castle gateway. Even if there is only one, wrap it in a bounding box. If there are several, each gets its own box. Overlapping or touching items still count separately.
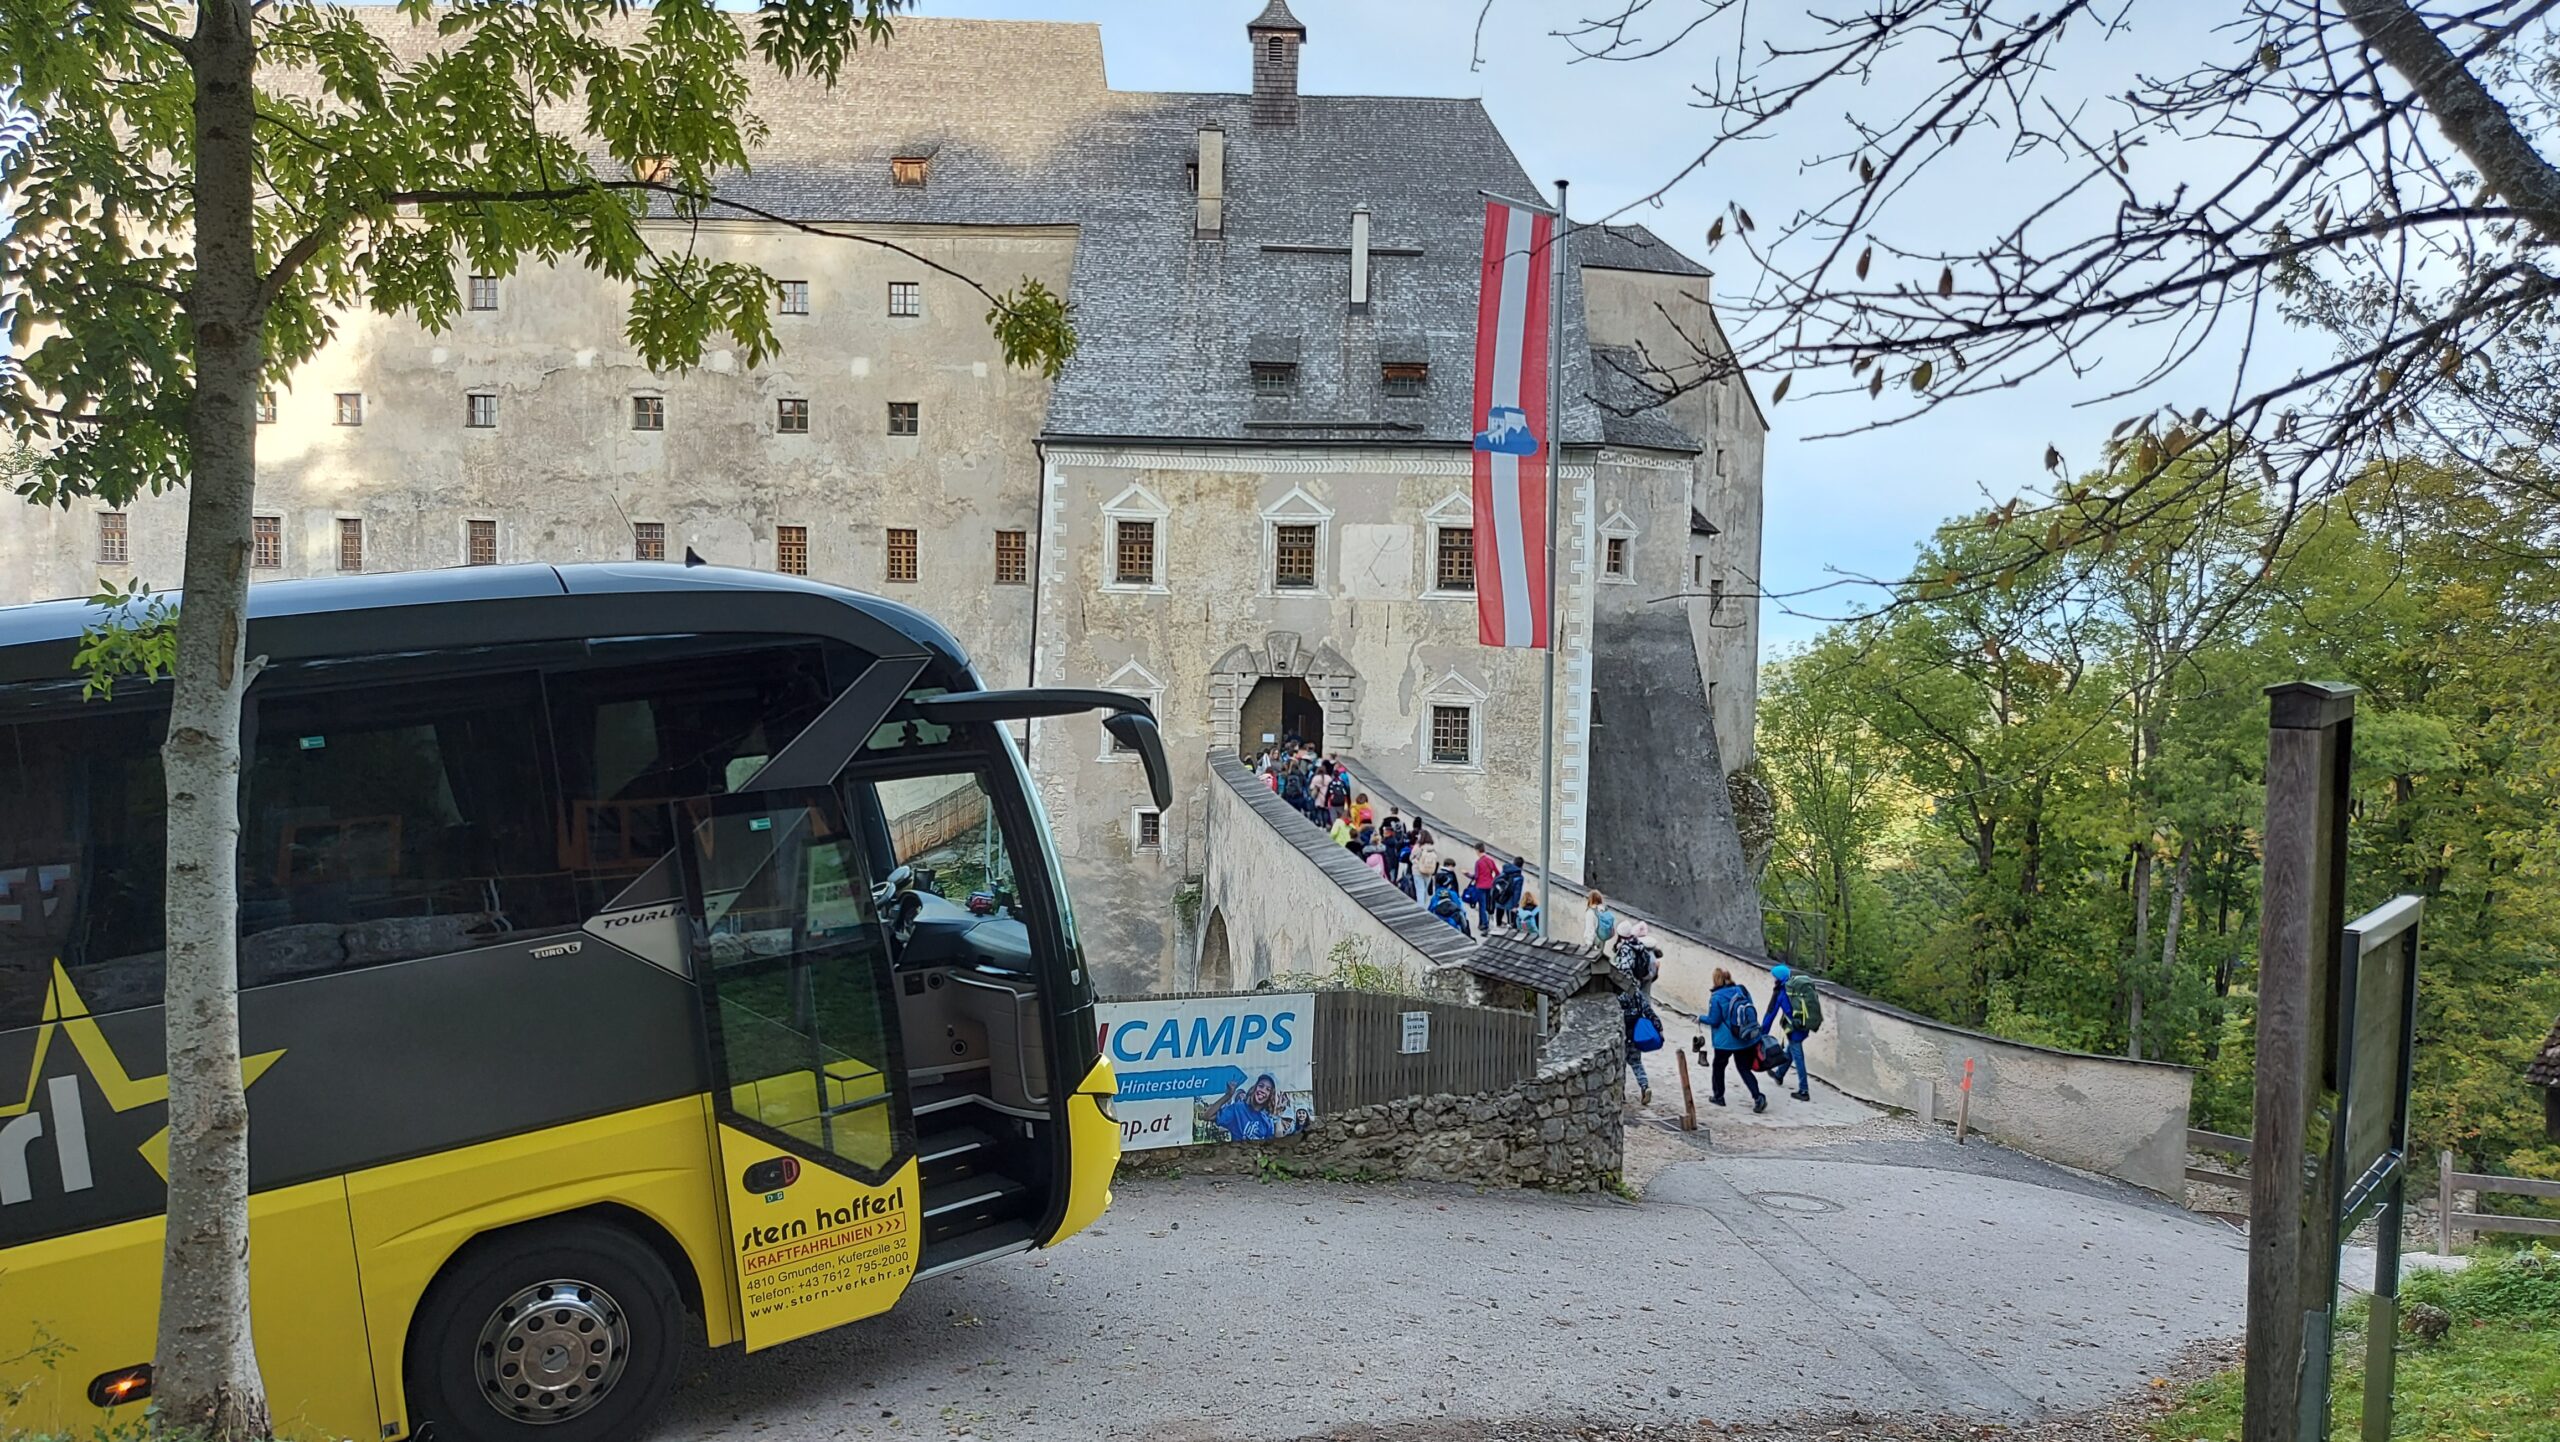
[1211,633,1358,758]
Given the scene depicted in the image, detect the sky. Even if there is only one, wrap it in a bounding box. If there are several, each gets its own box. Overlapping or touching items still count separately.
[917,0,2315,649]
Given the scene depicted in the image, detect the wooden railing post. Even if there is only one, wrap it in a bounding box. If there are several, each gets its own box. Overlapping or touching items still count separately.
[2440,1150,2456,1257]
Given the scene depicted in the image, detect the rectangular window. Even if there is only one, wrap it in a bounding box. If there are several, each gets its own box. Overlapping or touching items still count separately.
[335,392,364,426]
[777,524,809,576]
[238,672,571,986]
[1710,578,1726,616]
[1382,362,1429,397]
[1693,554,1703,587]
[994,530,1029,585]
[1604,535,1628,577]
[1251,362,1297,396]
[1272,523,1317,590]
[1435,526,1475,592]
[0,703,170,1019]
[466,392,498,429]
[884,527,918,583]
[465,519,497,566]
[887,281,921,317]
[1430,705,1473,767]
[778,279,811,316]
[256,390,277,424]
[777,398,809,434]
[1135,810,1163,851]
[633,522,666,562]
[251,515,282,569]
[337,517,363,572]
[632,395,664,431]
[891,156,929,187]
[887,401,920,437]
[98,511,128,565]
[467,274,499,311]
[1113,519,1157,587]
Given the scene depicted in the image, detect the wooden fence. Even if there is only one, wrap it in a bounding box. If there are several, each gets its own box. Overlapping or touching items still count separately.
[2188,1131,2560,1254]
[1313,991,1541,1111]
[2438,1151,2560,1254]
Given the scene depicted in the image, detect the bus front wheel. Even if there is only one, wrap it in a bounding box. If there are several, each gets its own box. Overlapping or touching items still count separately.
[408,1218,685,1442]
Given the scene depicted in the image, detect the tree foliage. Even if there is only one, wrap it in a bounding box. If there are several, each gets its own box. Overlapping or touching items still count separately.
[0,4,1073,1435]
[1760,457,2560,1178]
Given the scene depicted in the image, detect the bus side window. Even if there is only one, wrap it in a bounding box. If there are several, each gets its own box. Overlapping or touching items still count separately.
[237,673,575,986]
[0,706,171,1019]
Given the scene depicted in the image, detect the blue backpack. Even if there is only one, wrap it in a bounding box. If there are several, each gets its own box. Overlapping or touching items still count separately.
[1724,988,1763,1048]
[1630,1014,1664,1052]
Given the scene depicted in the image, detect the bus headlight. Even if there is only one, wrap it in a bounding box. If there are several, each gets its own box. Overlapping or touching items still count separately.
[1093,1091,1118,1123]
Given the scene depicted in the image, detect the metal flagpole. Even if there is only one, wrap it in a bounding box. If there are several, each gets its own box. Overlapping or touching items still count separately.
[1538,178,1567,939]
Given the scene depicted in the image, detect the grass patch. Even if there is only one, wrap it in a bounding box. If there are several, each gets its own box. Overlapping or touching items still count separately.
[2156,1248,2560,1442]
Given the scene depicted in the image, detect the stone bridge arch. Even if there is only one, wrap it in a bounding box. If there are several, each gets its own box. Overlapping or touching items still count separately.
[1209,631,1359,757]
[1197,908,1236,991]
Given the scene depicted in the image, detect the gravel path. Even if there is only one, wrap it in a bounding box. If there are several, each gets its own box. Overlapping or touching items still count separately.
[655,1119,2244,1442]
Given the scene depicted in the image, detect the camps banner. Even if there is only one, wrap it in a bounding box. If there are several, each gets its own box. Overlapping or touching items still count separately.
[1095,994,1316,1151]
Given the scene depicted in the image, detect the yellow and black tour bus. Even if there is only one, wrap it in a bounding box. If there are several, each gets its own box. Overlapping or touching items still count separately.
[0,563,1167,1441]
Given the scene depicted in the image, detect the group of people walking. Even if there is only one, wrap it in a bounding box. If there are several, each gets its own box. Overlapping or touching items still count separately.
[1252,742,1541,939]
[1616,938,1823,1112]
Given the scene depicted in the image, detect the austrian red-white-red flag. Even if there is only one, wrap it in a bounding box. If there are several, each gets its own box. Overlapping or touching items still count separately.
[1470,199,1554,649]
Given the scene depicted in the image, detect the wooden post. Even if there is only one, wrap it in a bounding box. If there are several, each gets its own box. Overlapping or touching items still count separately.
[1956,1058,1975,1144]
[2439,1151,2456,1257]
[2244,682,2358,1442]
[1675,1048,1698,1132]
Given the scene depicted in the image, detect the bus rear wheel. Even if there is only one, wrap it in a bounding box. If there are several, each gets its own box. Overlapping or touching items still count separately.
[409,1219,684,1442]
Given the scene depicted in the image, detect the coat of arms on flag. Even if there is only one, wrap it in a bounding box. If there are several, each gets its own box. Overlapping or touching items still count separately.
[1470,199,1554,650]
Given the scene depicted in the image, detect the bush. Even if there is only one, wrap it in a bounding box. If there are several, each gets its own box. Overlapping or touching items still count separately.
[2402,1244,2560,1327]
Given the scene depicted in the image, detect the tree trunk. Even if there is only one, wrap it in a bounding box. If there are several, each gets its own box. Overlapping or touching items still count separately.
[2339,0,2560,247]
[157,2,274,1436]
[2160,834,2195,982]
[2127,841,2153,1061]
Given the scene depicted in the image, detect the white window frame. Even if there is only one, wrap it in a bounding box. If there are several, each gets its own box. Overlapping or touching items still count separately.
[463,517,500,567]
[1096,661,1165,764]
[1416,671,1489,774]
[1099,482,1171,595]
[1131,806,1165,856]
[1598,510,1639,586]
[1421,492,1478,600]
[1259,485,1334,597]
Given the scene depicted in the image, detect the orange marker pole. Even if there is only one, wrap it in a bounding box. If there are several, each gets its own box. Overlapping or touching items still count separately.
[1956,1057,1976,1144]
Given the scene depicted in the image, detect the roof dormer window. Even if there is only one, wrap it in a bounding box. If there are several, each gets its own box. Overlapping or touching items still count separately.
[892,155,930,187]
[1382,362,1429,398]
[1252,362,1298,396]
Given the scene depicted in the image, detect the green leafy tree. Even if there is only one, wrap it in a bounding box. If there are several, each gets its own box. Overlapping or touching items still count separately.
[0,4,1071,1435]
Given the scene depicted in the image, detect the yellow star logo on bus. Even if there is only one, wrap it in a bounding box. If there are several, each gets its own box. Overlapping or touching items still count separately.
[3,961,285,1180]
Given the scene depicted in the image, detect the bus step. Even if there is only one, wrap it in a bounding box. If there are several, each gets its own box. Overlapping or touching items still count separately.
[918,1124,999,1188]
[917,1218,1040,1282]
[922,1175,1031,1242]
[912,1069,994,1117]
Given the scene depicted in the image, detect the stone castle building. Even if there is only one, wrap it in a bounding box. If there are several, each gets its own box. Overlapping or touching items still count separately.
[0,3,1768,994]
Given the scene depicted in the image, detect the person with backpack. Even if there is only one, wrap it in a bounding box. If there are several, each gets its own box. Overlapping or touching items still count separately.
[1588,890,1618,949]
[1620,983,1664,1107]
[1615,923,1661,1001]
[1769,963,1823,1101]
[1493,857,1525,927]
[1699,966,1768,1112]
[1326,768,1353,822]
[1427,867,1471,936]
[1468,852,1500,934]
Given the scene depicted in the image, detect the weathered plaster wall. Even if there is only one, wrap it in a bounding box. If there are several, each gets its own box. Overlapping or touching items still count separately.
[1120,988,1624,1191]
[1032,446,1596,993]
[13,220,1075,690]
[1581,267,1766,769]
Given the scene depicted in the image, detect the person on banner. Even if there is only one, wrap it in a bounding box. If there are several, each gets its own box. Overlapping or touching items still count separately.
[1208,1073,1296,1142]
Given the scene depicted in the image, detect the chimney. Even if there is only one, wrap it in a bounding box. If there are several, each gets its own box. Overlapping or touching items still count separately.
[1248,0,1306,127]
[1348,206,1371,313]
[1196,125,1226,235]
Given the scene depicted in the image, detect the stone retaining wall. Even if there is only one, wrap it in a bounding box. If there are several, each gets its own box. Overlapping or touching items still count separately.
[1119,990,1625,1191]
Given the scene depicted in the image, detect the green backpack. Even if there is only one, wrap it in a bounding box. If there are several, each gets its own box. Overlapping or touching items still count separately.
[1791,976,1825,1033]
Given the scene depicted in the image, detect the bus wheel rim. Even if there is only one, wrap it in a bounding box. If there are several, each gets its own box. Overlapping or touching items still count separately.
[473,1277,633,1425]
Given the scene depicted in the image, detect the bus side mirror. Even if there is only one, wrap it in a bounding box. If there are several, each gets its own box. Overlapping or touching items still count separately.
[1103,711,1172,810]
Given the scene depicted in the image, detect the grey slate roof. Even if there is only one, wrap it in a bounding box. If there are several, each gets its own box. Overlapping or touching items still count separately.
[1466,933,1608,999]
[1589,346,1704,454]
[1574,222,1714,278]
[1248,0,1309,35]
[2531,1015,2560,1087]
[331,13,1705,452]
